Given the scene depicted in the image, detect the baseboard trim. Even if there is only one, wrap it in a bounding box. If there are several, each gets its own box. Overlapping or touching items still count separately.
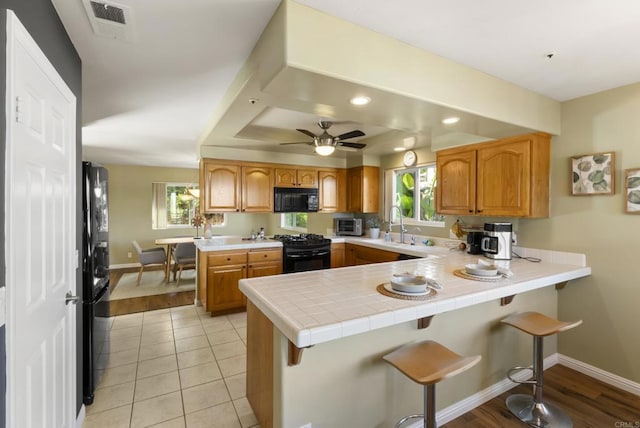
[428,353,559,426]
[110,262,140,269]
[76,404,85,428]
[557,354,640,397]
[405,352,639,427]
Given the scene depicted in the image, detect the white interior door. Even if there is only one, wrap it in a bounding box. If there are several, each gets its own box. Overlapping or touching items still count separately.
[5,11,77,428]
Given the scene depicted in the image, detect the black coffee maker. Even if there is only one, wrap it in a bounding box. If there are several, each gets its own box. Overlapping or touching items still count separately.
[466,231,484,255]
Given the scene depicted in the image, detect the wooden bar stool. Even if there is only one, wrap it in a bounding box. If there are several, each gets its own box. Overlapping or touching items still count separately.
[501,312,582,427]
[383,340,481,428]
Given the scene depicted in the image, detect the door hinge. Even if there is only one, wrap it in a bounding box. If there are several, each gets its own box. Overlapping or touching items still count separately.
[15,96,23,123]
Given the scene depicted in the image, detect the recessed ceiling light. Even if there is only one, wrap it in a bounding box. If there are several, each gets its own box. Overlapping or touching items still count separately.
[442,116,460,125]
[349,96,371,106]
[393,147,406,152]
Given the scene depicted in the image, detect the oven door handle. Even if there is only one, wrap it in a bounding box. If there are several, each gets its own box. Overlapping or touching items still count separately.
[287,254,309,259]
[312,251,330,256]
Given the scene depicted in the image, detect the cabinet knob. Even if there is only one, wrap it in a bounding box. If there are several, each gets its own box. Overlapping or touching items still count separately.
[477,210,483,213]
[236,209,240,212]
[227,257,231,261]
[264,254,268,258]
[469,210,474,213]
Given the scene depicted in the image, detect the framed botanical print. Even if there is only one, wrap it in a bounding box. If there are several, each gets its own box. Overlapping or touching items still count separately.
[624,168,640,213]
[571,152,615,195]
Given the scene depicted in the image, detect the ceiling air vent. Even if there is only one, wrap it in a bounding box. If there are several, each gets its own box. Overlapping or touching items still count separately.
[89,1,126,25]
[82,0,136,42]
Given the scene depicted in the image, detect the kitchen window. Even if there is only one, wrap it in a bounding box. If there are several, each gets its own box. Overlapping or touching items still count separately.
[281,213,308,232]
[390,164,444,225]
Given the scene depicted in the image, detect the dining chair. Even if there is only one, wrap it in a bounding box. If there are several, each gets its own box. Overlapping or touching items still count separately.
[132,240,167,286]
[172,242,196,286]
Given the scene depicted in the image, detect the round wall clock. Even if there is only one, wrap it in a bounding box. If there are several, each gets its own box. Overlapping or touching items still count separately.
[403,150,417,167]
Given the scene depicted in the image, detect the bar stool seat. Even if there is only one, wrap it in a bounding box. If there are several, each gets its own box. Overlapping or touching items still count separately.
[502,312,582,428]
[383,340,481,428]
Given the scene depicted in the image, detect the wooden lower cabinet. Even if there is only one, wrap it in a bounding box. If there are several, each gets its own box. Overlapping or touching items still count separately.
[247,248,283,278]
[200,248,282,315]
[205,251,247,314]
[345,243,400,266]
[331,243,345,268]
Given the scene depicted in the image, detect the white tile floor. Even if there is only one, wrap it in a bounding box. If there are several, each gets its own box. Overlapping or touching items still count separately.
[83,305,259,428]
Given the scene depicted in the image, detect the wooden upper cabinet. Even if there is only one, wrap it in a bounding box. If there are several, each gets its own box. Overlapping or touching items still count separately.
[347,166,379,213]
[436,150,476,215]
[200,160,273,213]
[274,167,318,188]
[318,168,347,212]
[436,132,551,218]
[200,160,241,212]
[242,166,274,212]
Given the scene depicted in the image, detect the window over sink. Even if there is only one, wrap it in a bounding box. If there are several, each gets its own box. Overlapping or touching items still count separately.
[388,164,445,226]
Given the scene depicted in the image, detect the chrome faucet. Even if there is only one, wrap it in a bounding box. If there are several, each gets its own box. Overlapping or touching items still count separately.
[389,205,407,243]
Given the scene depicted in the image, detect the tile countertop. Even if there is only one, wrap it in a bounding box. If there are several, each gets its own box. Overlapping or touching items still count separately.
[193,236,283,251]
[239,246,591,348]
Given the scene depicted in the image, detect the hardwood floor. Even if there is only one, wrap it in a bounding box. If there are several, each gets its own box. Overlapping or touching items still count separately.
[109,267,195,316]
[443,365,640,427]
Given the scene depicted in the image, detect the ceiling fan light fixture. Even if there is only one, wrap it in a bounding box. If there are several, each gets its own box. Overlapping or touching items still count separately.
[349,96,371,106]
[315,145,335,156]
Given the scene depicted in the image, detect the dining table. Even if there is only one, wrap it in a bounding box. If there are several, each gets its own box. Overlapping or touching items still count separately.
[154,236,195,282]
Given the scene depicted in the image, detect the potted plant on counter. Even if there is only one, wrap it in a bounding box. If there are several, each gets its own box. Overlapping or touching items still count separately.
[367,216,382,239]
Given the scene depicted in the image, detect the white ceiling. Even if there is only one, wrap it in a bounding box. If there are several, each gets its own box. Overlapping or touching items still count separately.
[51,0,640,168]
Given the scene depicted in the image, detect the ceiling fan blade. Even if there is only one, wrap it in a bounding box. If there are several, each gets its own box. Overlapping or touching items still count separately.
[336,130,365,140]
[280,141,314,145]
[338,142,366,149]
[296,129,318,138]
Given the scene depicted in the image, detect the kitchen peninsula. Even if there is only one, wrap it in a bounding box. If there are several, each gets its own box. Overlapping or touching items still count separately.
[238,244,591,428]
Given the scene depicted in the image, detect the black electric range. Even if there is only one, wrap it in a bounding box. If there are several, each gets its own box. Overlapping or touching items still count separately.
[272,234,332,273]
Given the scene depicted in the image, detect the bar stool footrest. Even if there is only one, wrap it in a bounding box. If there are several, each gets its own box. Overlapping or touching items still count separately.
[395,414,424,428]
[506,393,573,428]
[507,366,536,384]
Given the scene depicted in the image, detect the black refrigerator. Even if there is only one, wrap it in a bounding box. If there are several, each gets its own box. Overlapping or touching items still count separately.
[82,162,111,405]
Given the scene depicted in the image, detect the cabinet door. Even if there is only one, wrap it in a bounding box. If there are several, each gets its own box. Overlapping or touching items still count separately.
[347,167,363,212]
[347,166,379,213]
[274,168,296,187]
[201,161,241,212]
[318,170,339,212]
[207,264,246,313]
[331,243,345,268]
[296,168,318,188]
[350,245,399,265]
[247,261,282,278]
[436,149,477,215]
[242,166,274,212]
[476,139,531,217]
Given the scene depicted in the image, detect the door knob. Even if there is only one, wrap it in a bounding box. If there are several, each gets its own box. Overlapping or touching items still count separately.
[65,291,79,305]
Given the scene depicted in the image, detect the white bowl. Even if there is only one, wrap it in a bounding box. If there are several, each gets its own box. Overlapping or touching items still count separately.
[465,263,498,277]
[390,275,428,293]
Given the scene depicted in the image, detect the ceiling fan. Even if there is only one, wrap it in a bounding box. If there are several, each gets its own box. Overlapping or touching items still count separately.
[281,121,366,156]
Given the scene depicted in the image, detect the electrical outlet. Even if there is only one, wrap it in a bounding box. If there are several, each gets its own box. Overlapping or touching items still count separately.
[511,232,518,246]
[127,252,132,259]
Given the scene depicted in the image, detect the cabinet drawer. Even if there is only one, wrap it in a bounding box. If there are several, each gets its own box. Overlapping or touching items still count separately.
[248,248,282,263]
[208,251,247,266]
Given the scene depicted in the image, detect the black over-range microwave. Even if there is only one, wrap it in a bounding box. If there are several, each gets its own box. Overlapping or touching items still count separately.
[274,187,319,213]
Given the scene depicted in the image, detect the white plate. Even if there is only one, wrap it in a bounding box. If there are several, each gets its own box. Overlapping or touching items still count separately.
[465,263,498,277]
[383,283,434,297]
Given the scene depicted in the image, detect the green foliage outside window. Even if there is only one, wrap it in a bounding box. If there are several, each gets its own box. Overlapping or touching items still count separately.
[394,165,441,222]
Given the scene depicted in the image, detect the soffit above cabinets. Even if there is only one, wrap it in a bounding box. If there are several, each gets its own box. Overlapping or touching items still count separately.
[197,0,553,161]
